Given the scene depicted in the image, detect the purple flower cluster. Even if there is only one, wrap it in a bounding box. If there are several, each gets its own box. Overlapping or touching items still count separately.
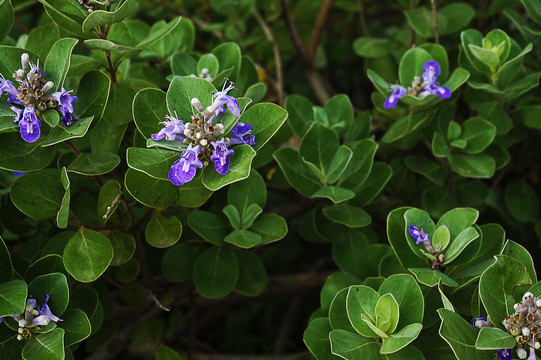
[384,60,452,109]
[408,224,446,270]
[153,80,257,186]
[0,53,78,143]
[0,294,63,341]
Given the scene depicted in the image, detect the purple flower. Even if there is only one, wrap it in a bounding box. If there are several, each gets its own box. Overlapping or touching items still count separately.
[497,349,512,360]
[152,113,186,142]
[52,87,78,114]
[422,60,441,84]
[212,81,240,117]
[168,144,203,186]
[409,225,430,245]
[33,294,62,326]
[0,76,20,98]
[14,106,41,143]
[210,138,234,175]
[384,85,407,109]
[471,317,488,329]
[230,122,256,146]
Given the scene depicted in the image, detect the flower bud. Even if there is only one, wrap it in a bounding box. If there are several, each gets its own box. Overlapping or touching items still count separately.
[523,327,531,337]
[184,129,193,137]
[42,81,54,93]
[536,299,541,308]
[17,335,23,341]
[18,319,26,327]
[191,98,203,112]
[14,69,25,79]
[536,341,540,349]
[524,292,535,306]
[518,348,527,359]
[199,139,208,146]
[204,105,214,117]
[21,53,29,71]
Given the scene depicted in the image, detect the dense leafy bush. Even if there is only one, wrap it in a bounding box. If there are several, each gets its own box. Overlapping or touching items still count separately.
[0,0,540,359]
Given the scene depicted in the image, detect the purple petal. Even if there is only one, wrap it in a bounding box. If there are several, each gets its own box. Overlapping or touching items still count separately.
[214,156,230,175]
[32,315,50,326]
[20,121,41,143]
[39,304,61,323]
[434,85,451,99]
[423,60,441,76]
[168,161,196,186]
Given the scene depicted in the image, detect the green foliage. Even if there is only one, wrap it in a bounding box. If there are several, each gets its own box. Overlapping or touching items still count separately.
[0,1,540,359]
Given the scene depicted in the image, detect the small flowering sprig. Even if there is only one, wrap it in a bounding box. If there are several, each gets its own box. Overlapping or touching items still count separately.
[0,53,78,143]
[152,80,257,186]
[501,292,541,360]
[0,294,62,341]
[384,60,451,109]
[471,317,512,360]
[409,225,445,270]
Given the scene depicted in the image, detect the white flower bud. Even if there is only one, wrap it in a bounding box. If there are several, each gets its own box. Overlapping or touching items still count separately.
[21,53,29,71]
[523,292,535,306]
[18,319,26,327]
[536,299,541,308]
[523,327,531,336]
[199,139,207,146]
[518,348,527,359]
[516,303,521,311]
[536,342,540,349]
[200,68,209,76]
[191,98,203,112]
[18,328,23,334]
[204,105,214,116]
[15,69,25,78]
[41,81,54,93]
[195,132,201,139]
[17,335,23,341]
[184,129,192,137]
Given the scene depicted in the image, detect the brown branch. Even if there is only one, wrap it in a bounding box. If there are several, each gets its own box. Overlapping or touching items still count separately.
[279,0,332,104]
[308,0,334,63]
[252,9,285,105]
[357,0,371,37]
[430,0,439,44]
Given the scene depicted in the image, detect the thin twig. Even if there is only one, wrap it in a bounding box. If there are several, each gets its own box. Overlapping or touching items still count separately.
[279,0,332,104]
[430,0,439,44]
[252,9,285,105]
[144,287,171,312]
[357,0,371,37]
[65,140,80,156]
[308,0,334,63]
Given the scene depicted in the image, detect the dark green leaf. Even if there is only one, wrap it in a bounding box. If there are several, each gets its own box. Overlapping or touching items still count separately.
[63,227,114,283]
[192,246,239,298]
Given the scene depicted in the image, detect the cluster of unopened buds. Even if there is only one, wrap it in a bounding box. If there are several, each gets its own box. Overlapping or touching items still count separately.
[0,53,78,143]
[384,60,451,109]
[472,292,541,359]
[152,80,256,186]
[0,295,62,340]
[408,225,445,270]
